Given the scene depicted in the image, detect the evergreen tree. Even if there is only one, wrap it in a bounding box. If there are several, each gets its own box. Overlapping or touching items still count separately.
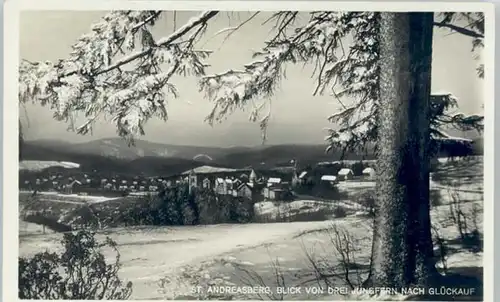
[19,10,486,288]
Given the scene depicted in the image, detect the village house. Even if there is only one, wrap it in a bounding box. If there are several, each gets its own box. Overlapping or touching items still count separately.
[267,177,282,187]
[362,167,376,179]
[181,165,253,193]
[236,182,256,200]
[51,181,59,189]
[63,179,82,194]
[337,168,354,181]
[214,178,225,194]
[262,187,288,201]
[202,177,211,189]
[320,175,338,185]
[226,178,235,194]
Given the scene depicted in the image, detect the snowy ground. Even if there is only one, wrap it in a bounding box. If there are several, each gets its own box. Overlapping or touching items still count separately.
[19,160,80,171]
[19,221,55,236]
[19,200,482,300]
[19,221,335,299]
[18,157,484,300]
[19,191,122,204]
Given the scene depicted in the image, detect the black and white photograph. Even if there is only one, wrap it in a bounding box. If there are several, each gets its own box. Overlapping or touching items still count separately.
[8,1,493,301]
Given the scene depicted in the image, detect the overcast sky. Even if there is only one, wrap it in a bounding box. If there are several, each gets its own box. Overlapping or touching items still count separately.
[19,11,484,147]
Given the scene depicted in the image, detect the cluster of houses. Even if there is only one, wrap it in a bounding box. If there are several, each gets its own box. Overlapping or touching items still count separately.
[178,165,294,201]
[20,162,377,200]
[21,173,163,195]
[292,166,376,185]
[178,164,377,202]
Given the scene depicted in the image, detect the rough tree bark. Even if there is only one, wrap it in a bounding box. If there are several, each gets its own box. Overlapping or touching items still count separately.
[370,12,437,288]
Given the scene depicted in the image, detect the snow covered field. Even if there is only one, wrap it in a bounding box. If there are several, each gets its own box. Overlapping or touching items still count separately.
[19,221,335,299]
[19,200,482,300]
[19,191,121,204]
[19,160,80,171]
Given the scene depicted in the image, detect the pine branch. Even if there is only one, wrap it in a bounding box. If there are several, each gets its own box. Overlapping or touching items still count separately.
[218,12,260,47]
[62,11,219,78]
[433,21,484,38]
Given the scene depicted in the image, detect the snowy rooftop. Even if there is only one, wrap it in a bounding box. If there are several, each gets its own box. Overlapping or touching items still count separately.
[181,165,238,175]
[363,167,375,173]
[320,175,337,181]
[268,177,282,184]
[338,168,353,175]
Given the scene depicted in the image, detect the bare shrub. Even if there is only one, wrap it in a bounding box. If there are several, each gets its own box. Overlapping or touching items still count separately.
[18,229,132,299]
[302,224,371,291]
[463,203,483,253]
[333,206,347,218]
[448,191,483,252]
[354,192,376,217]
[431,223,448,274]
[448,191,469,240]
[232,258,287,301]
[429,189,442,208]
[470,203,481,232]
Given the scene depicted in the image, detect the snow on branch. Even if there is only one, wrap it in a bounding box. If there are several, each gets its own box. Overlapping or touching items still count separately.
[200,12,370,141]
[85,11,219,77]
[431,129,473,142]
[433,21,484,39]
[19,10,219,143]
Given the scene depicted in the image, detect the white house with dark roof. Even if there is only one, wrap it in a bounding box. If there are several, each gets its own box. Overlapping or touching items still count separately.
[236,182,255,200]
[63,179,82,194]
[362,167,376,178]
[202,177,211,189]
[267,177,282,186]
[215,178,225,194]
[337,168,354,180]
[320,175,338,184]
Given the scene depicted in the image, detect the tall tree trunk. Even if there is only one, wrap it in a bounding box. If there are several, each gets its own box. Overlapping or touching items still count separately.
[371,12,436,288]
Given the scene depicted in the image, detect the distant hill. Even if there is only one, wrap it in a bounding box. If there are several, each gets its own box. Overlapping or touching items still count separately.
[215,144,376,169]
[26,138,229,161]
[22,139,346,176]
[21,135,482,177]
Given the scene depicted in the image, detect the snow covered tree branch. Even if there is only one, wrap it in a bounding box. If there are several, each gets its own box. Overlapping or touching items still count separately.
[200,12,483,152]
[19,10,484,150]
[435,12,484,78]
[19,10,218,144]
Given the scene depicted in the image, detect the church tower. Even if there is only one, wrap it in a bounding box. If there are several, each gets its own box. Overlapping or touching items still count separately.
[249,169,257,183]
